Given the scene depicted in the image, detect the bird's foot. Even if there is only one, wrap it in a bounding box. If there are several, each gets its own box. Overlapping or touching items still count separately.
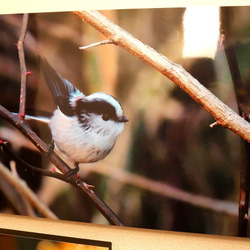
[65,163,80,177]
[45,140,55,157]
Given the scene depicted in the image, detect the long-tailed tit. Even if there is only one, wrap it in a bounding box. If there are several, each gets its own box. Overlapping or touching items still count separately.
[40,58,128,170]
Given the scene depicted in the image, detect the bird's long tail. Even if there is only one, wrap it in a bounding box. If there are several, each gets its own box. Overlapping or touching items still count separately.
[11,110,51,124]
[23,114,50,124]
[40,58,80,116]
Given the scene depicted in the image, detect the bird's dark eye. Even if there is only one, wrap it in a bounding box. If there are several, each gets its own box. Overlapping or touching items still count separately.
[102,113,110,121]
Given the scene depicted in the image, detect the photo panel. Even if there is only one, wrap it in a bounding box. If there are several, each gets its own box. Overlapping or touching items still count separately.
[0,1,250,249]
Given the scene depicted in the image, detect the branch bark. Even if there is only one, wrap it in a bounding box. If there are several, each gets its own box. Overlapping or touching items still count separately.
[0,162,58,219]
[73,10,250,142]
[17,13,29,119]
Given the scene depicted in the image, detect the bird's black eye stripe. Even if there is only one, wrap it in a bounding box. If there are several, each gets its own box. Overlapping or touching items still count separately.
[75,99,118,121]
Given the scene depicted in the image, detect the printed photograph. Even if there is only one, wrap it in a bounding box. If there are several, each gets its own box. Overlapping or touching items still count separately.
[0,6,250,248]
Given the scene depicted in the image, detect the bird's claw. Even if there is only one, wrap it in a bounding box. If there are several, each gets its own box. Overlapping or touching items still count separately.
[65,163,80,177]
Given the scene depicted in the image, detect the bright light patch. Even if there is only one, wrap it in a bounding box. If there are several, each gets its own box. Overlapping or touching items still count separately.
[183,7,220,59]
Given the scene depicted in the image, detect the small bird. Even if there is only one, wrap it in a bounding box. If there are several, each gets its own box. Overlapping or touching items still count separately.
[40,58,128,172]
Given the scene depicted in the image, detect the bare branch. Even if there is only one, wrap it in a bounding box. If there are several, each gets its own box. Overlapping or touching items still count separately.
[73,10,250,142]
[0,162,58,219]
[17,13,29,119]
[0,166,35,216]
[220,7,250,237]
[84,164,238,217]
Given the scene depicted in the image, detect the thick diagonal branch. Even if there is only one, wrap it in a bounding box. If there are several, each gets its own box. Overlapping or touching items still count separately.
[73,10,250,142]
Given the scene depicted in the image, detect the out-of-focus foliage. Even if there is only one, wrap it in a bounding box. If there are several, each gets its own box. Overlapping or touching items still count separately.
[0,7,250,240]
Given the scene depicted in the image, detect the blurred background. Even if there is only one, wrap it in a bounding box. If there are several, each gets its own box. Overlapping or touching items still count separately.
[0,6,250,245]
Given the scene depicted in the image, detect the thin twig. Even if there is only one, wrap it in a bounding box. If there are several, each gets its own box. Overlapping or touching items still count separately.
[209,121,218,128]
[0,107,123,226]
[8,161,37,217]
[73,10,250,143]
[0,162,58,219]
[79,39,113,50]
[0,165,35,216]
[17,13,29,119]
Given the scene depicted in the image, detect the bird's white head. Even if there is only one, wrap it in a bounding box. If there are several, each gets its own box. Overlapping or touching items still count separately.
[71,92,128,139]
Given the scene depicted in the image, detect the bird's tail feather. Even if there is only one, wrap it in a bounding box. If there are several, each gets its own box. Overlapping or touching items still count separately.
[24,115,50,124]
[11,110,51,124]
[40,57,79,116]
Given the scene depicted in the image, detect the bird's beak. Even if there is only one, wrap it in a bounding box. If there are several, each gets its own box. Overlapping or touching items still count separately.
[118,115,129,123]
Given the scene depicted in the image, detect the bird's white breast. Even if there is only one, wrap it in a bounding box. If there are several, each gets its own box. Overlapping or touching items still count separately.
[49,109,124,163]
